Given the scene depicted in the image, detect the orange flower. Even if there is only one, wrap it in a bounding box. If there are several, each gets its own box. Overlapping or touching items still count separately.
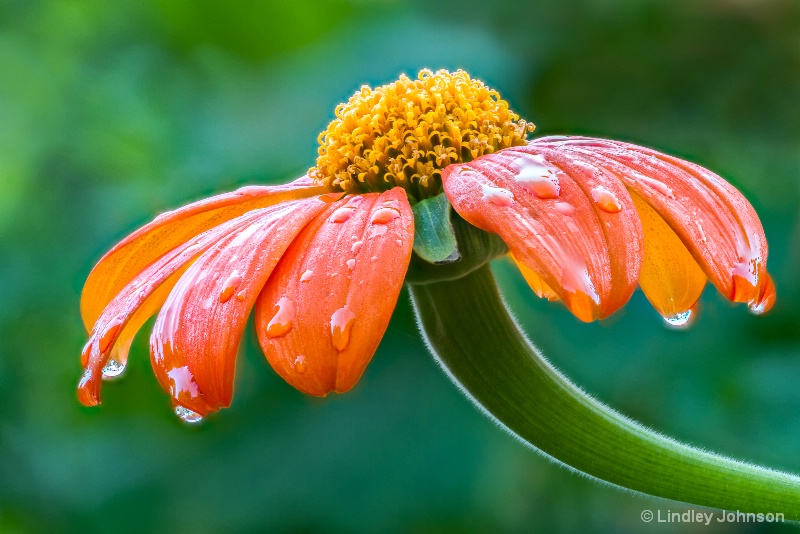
[78,70,775,422]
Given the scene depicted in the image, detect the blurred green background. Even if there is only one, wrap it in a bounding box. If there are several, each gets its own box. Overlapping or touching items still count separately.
[1,0,799,532]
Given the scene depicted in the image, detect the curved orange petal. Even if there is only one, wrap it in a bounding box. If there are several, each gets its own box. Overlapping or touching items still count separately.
[443,145,643,322]
[255,188,414,397]
[149,198,327,416]
[532,136,772,311]
[77,207,278,406]
[512,255,559,301]
[630,190,707,321]
[81,177,326,332]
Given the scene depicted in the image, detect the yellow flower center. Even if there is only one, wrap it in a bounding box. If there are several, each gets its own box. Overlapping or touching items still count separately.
[309,69,535,201]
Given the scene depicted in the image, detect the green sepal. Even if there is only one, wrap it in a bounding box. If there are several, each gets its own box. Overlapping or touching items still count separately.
[405,212,508,285]
[411,193,460,264]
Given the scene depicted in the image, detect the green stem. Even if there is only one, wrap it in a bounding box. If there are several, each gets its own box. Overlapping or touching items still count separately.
[409,264,800,517]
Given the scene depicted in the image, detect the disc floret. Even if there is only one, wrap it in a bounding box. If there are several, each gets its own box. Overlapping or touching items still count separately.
[310,69,535,201]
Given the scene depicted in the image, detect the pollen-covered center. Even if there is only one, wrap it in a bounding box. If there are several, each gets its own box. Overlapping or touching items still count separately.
[309,69,534,201]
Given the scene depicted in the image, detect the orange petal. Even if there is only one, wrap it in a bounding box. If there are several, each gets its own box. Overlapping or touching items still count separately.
[80,177,325,333]
[255,188,414,397]
[533,136,773,311]
[78,207,278,406]
[443,146,644,322]
[149,198,327,415]
[630,190,707,321]
[512,255,559,301]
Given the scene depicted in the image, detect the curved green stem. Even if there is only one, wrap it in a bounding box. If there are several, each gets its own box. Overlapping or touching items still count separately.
[409,264,800,517]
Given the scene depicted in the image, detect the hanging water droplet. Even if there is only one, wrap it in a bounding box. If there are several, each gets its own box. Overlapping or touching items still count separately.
[346,259,356,271]
[663,308,695,328]
[330,305,357,351]
[512,154,560,199]
[175,405,203,424]
[266,297,296,338]
[102,359,125,379]
[591,186,622,213]
[294,355,307,374]
[481,184,514,207]
[351,240,363,254]
[370,207,401,224]
[300,270,314,282]
[330,207,355,223]
[219,271,243,303]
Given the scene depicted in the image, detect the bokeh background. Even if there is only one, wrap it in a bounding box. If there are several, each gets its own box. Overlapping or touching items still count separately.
[1,0,799,532]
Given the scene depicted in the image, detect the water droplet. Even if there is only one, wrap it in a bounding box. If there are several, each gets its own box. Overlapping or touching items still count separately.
[513,154,560,199]
[234,185,268,197]
[591,185,622,213]
[382,199,401,209]
[554,202,575,217]
[219,271,243,303]
[481,184,514,206]
[175,405,203,424]
[351,240,363,254]
[346,195,365,207]
[266,297,296,338]
[294,355,307,374]
[102,359,125,379]
[639,176,675,199]
[98,318,123,353]
[330,305,357,351]
[300,270,314,282]
[346,259,356,271]
[370,207,401,224]
[235,290,246,301]
[330,207,355,223]
[395,239,402,245]
[371,256,378,262]
[663,307,696,329]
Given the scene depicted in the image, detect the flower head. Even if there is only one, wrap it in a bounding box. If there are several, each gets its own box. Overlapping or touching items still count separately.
[309,69,534,200]
[79,69,774,422]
